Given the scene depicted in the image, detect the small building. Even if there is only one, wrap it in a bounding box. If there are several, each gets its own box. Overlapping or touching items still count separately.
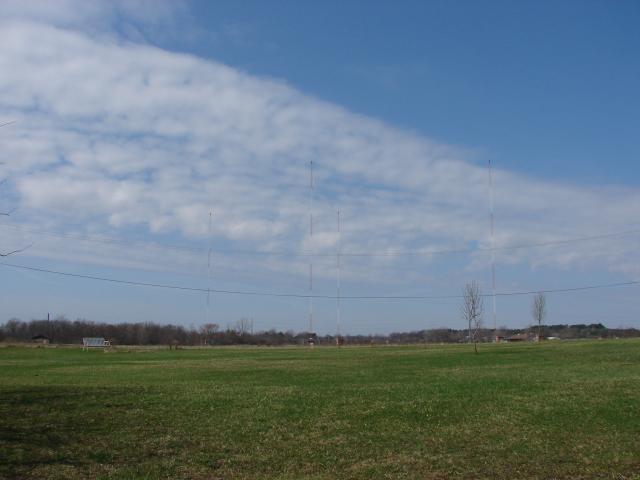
[505,334,529,342]
[32,334,50,344]
[306,332,318,347]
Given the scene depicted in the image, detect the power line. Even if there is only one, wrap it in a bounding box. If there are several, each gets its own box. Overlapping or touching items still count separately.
[1,223,201,254]
[335,229,640,257]
[3,221,640,258]
[1,261,638,300]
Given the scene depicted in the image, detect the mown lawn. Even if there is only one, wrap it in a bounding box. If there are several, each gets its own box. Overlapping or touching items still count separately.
[1,340,639,479]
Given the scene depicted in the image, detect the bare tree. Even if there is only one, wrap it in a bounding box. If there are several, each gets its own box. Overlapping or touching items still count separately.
[199,323,219,345]
[462,281,483,353]
[235,318,253,336]
[1,120,32,257]
[531,292,547,341]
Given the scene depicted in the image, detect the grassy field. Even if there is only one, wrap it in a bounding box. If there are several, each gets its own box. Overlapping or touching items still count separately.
[1,340,639,479]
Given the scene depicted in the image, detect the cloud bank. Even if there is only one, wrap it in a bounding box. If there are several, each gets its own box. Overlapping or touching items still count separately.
[1,2,639,297]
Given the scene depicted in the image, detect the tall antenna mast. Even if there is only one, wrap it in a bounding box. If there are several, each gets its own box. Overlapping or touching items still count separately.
[308,161,314,339]
[488,160,497,332]
[206,210,213,325]
[336,208,341,344]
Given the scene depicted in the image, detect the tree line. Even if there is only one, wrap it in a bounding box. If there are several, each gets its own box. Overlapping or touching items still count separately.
[1,316,638,347]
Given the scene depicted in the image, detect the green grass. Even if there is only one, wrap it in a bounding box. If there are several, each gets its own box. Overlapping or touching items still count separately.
[1,340,639,479]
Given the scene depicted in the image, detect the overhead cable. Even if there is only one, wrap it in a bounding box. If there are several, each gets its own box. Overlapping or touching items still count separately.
[1,261,638,300]
[3,222,640,258]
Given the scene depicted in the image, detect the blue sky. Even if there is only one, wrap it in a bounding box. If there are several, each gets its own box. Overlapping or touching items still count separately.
[177,0,640,184]
[0,0,639,333]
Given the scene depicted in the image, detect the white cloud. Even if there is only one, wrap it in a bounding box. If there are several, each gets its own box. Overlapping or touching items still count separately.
[0,0,189,41]
[0,7,639,296]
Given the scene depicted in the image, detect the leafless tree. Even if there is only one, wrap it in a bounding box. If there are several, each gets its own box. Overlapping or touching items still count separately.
[462,281,483,353]
[0,208,32,256]
[235,318,253,336]
[199,323,219,345]
[0,246,31,257]
[531,292,547,341]
[1,120,31,257]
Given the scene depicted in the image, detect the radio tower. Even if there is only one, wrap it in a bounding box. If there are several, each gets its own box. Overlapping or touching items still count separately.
[206,210,213,325]
[308,161,314,343]
[336,208,341,345]
[488,160,497,334]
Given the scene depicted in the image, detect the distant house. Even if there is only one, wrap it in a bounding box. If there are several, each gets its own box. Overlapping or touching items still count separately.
[31,334,50,344]
[505,334,529,342]
[535,334,554,342]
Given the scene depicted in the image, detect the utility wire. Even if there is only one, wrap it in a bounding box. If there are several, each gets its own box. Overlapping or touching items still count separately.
[335,229,640,257]
[1,223,200,254]
[3,221,640,258]
[1,261,638,300]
